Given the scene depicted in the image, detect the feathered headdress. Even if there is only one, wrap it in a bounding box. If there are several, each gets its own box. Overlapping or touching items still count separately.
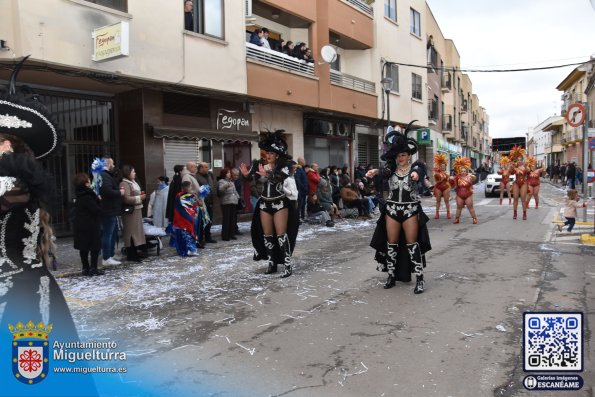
[526,155,537,169]
[453,156,472,174]
[434,153,448,167]
[0,56,62,159]
[381,120,419,161]
[499,155,511,168]
[509,145,526,162]
[258,129,291,159]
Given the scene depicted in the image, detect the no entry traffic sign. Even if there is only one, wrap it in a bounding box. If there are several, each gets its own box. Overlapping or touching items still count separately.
[566,103,586,127]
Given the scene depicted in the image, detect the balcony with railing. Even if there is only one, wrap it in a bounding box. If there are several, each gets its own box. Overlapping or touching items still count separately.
[461,99,468,113]
[427,46,438,72]
[246,43,315,76]
[441,72,451,91]
[330,69,375,93]
[428,100,438,125]
[328,0,374,49]
[342,0,373,14]
[442,114,453,131]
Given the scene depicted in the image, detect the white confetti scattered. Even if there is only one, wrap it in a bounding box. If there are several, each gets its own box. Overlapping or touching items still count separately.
[235,343,256,355]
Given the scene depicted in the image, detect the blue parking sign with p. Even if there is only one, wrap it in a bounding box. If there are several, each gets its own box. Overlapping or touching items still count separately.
[418,128,430,145]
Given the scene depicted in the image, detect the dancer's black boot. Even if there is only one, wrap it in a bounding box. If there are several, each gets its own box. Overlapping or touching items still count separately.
[278,233,292,278]
[383,243,398,289]
[263,235,278,274]
[407,242,425,294]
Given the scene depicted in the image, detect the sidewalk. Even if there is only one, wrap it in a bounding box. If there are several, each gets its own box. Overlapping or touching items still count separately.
[51,222,243,279]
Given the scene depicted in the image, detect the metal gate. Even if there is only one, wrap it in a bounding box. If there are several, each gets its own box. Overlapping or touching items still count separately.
[38,92,116,236]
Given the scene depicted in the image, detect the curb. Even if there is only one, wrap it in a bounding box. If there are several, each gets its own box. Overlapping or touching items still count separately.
[580,234,595,245]
[552,212,593,226]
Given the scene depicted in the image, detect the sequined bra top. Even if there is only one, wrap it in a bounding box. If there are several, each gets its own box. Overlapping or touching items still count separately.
[260,165,290,201]
[387,171,420,203]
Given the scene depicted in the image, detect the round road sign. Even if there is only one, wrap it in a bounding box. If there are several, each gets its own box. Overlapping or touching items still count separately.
[566,103,586,127]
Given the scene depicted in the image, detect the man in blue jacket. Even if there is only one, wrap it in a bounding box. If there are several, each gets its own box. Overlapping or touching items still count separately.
[295,157,309,222]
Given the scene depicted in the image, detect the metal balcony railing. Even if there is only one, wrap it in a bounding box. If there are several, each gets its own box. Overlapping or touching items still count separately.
[428,100,438,122]
[427,46,438,71]
[330,69,375,93]
[246,43,315,76]
[343,0,373,14]
[441,72,451,91]
[442,114,452,131]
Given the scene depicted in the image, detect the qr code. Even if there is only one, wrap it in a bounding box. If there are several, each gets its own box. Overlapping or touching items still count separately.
[524,312,582,371]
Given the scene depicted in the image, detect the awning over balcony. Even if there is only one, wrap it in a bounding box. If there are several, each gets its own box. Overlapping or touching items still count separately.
[543,117,565,131]
[150,125,259,142]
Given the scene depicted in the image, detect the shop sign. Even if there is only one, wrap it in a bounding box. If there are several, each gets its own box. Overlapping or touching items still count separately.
[417,128,431,145]
[92,21,130,62]
[437,138,462,155]
[216,109,251,131]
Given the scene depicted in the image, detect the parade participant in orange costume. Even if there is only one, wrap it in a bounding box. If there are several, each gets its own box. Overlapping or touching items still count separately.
[509,145,528,220]
[525,156,543,209]
[497,155,513,205]
[432,153,451,219]
[450,156,478,224]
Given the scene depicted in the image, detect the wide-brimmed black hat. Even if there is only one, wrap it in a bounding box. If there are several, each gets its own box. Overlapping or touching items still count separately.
[380,120,418,161]
[0,56,61,159]
[258,129,292,160]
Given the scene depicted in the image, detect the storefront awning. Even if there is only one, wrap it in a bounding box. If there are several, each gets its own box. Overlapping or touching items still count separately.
[150,125,259,142]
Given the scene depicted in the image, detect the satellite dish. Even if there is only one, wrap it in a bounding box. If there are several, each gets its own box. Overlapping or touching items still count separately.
[320,45,338,64]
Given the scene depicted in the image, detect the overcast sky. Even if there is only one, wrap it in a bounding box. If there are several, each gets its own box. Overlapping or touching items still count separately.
[425,0,595,138]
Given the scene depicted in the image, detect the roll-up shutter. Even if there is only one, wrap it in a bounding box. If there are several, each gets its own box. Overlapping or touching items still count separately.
[163,139,200,179]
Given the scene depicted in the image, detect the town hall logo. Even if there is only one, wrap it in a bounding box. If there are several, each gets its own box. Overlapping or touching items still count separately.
[9,321,52,385]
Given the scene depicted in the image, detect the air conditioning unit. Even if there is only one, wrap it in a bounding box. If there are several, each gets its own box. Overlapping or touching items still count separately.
[245,0,252,16]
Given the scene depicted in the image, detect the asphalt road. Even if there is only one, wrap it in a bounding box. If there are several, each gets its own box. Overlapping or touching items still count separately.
[57,182,594,397]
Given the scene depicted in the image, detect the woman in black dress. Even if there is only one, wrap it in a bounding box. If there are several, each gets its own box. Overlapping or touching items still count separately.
[0,59,97,394]
[241,131,298,277]
[368,122,431,294]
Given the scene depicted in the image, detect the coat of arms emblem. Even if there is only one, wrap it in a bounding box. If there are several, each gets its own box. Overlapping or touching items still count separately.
[9,321,52,385]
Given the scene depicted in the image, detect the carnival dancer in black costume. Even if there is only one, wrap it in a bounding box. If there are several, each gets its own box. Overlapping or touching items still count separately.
[368,121,431,294]
[240,131,299,278]
[0,58,97,394]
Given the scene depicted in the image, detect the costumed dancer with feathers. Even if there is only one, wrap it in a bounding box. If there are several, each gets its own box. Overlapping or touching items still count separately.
[432,152,451,219]
[0,57,97,395]
[450,156,478,224]
[240,131,299,278]
[509,145,528,220]
[497,155,513,205]
[368,121,431,294]
[525,156,543,209]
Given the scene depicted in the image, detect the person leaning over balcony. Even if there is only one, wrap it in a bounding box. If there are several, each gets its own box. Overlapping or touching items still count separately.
[184,0,194,31]
[261,28,272,49]
[283,41,295,56]
[303,48,315,63]
[249,28,264,46]
[292,42,306,59]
